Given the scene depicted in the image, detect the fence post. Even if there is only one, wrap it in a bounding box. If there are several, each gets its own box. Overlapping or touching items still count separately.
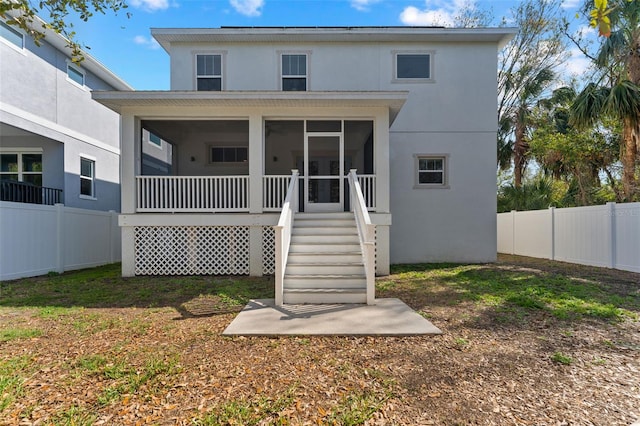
[549,207,555,261]
[55,203,65,273]
[510,210,516,255]
[108,210,117,264]
[607,202,616,269]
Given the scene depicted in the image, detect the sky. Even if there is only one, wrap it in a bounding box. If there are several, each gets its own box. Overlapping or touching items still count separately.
[62,0,593,90]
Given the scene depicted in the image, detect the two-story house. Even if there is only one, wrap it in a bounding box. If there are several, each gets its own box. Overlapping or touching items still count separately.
[0,16,132,211]
[94,26,516,305]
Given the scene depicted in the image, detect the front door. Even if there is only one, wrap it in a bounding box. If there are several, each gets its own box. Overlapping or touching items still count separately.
[304,134,343,212]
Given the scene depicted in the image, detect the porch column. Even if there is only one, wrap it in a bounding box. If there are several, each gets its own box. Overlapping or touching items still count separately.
[375,109,390,213]
[248,113,263,214]
[120,113,139,277]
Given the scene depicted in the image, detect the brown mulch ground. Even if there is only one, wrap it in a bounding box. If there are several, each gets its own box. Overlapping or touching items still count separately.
[1,255,639,425]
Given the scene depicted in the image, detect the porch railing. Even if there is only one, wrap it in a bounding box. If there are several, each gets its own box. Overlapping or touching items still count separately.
[348,170,376,305]
[357,175,376,211]
[263,175,292,211]
[135,174,376,213]
[136,176,249,212]
[0,180,63,206]
[274,170,299,306]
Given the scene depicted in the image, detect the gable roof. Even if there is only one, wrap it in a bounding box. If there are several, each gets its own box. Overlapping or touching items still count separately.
[151,26,517,53]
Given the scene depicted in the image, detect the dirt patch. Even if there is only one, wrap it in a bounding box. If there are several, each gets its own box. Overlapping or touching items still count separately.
[1,255,639,425]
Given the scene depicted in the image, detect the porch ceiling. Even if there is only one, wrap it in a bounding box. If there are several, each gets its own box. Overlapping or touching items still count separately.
[92,91,409,124]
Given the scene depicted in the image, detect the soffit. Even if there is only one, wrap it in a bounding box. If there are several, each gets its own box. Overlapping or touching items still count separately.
[92,91,409,123]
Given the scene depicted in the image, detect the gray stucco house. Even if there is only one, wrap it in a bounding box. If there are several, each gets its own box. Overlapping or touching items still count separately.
[93,26,516,305]
[0,17,132,211]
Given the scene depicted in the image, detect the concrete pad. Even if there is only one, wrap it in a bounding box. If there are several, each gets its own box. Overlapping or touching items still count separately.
[222,298,442,336]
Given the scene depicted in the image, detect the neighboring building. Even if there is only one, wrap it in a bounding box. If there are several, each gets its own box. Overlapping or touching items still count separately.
[0,17,132,211]
[94,26,515,304]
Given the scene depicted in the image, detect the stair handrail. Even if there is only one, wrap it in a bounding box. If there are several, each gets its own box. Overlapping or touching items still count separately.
[274,169,299,306]
[348,169,376,305]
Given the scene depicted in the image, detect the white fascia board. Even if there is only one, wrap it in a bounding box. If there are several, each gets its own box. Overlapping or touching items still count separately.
[0,102,120,155]
[151,27,518,51]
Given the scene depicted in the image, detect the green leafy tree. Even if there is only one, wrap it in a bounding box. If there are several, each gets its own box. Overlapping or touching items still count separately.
[572,0,640,201]
[498,0,568,188]
[530,86,620,205]
[497,176,558,212]
[0,0,129,61]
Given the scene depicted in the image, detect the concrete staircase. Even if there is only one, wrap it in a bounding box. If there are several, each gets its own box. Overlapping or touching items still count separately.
[283,212,367,304]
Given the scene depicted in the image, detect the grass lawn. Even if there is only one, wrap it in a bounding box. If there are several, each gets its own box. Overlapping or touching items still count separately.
[0,254,638,425]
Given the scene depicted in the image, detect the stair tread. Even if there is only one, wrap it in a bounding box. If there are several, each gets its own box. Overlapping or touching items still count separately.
[289,251,362,255]
[285,274,365,278]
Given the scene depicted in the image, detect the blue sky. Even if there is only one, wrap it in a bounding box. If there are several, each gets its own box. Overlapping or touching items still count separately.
[66,0,590,90]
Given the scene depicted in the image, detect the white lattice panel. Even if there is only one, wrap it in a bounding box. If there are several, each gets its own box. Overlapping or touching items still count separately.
[135,226,250,275]
[262,226,275,275]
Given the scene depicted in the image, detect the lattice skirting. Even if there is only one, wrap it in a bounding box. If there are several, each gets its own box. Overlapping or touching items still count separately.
[134,225,273,276]
[262,227,275,275]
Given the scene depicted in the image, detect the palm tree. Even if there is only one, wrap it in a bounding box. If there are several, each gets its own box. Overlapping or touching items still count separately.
[572,0,640,201]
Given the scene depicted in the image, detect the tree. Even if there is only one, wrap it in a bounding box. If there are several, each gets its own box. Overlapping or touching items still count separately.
[530,86,620,205]
[572,0,640,201]
[498,0,568,188]
[0,0,129,61]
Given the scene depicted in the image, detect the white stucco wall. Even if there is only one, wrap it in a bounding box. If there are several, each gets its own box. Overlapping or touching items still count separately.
[0,25,123,211]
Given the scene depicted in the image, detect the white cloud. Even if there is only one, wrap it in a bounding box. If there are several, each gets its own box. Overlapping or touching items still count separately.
[351,0,382,12]
[562,47,592,78]
[134,35,161,50]
[130,0,170,12]
[230,0,264,17]
[399,0,469,27]
[561,0,581,9]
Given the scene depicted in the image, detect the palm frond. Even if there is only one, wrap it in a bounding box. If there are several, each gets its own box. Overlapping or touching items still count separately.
[571,83,611,128]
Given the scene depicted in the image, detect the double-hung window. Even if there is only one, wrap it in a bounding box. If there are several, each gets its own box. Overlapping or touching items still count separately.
[394,52,433,81]
[0,20,24,49]
[196,54,222,91]
[415,155,448,188]
[80,157,95,198]
[281,54,307,91]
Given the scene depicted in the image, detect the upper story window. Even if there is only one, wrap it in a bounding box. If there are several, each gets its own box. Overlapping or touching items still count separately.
[67,63,85,87]
[0,151,43,186]
[149,132,162,148]
[281,53,307,91]
[394,52,433,82]
[0,20,24,50]
[196,54,222,91]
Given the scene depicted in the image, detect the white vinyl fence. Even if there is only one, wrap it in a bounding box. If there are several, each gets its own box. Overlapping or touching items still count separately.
[0,201,121,280]
[497,202,640,273]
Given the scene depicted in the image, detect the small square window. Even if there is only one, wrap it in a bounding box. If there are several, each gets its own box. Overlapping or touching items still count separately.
[80,157,95,197]
[67,64,85,86]
[0,20,24,49]
[196,54,222,91]
[149,132,162,147]
[282,54,307,91]
[395,53,432,80]
[415,155,448,188]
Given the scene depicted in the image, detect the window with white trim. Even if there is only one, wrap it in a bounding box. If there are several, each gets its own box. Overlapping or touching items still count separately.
[0,152,43,186]
[395,52,432,81]
[281,54,307,91]
[196,54,222,91]
[415,155,447,187]
[80,157,95,198]
[0,20,24,49]
[149,132,162,148]
[210,147,248,163]
[67,63,85,87]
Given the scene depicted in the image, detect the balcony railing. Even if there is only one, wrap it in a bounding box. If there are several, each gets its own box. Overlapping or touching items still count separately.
[0,180,63,206]
[135,175,376,213]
